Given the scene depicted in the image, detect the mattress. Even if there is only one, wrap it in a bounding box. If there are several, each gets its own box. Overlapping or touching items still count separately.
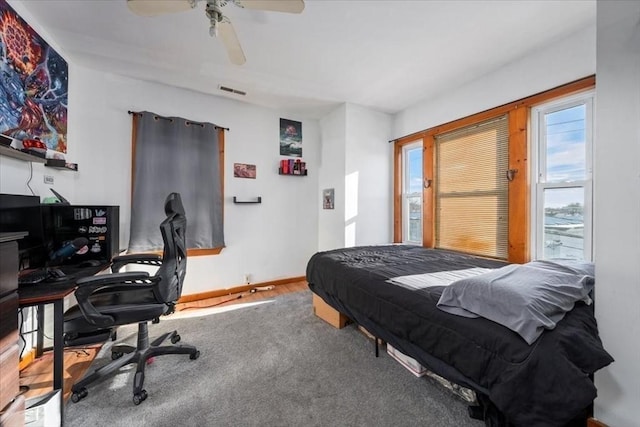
[306,245,613,427]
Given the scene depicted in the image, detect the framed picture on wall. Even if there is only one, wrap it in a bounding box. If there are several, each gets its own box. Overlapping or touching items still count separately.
[233,163,256,179]
[323,188,334,210]
[280,118,302,157]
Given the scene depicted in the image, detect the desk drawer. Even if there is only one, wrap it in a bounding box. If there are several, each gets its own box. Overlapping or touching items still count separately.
[0,292,18,351]
[0,241,18,296]
[0,343,19,412]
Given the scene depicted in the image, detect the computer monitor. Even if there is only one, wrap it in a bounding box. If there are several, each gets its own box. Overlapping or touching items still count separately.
[0,193,47,270]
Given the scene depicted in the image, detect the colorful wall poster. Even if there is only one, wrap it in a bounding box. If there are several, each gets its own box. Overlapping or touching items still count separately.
[0,0,68,154]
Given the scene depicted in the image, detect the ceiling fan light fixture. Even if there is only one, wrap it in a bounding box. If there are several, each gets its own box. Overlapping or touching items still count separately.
[127,0,304,65]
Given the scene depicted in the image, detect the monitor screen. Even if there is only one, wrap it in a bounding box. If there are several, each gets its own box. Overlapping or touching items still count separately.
[0,194,47,269]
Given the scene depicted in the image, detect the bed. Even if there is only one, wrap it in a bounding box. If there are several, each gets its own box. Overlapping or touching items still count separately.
[306,245,613,427]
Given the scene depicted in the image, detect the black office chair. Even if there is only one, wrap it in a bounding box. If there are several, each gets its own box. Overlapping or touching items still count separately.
[63,192,200,405]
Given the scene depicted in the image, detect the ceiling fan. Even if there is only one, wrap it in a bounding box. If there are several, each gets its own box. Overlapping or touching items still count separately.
[126,0,305,65]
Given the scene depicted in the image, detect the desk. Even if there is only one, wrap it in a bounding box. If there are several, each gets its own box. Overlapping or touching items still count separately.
[17,264,108,421]
[18,283,76,391]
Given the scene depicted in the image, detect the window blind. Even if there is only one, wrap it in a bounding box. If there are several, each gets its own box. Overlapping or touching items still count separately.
[435,115,509,259]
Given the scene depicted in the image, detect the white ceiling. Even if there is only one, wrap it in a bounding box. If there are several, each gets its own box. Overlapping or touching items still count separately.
[16,0,596,119]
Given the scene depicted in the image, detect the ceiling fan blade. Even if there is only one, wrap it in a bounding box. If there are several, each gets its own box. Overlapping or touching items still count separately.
[219,21,246,65]
[126,0,194,17]
[237,0,304,14]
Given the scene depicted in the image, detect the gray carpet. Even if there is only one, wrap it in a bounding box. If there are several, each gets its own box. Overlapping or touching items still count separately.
[65,290,483,427]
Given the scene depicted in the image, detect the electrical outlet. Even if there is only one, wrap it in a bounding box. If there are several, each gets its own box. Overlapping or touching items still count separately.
[44,175,54,185]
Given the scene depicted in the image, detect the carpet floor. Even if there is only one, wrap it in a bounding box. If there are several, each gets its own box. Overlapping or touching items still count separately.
[64,290,483,427]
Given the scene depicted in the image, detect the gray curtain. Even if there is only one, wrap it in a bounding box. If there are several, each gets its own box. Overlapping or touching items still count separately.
[129,111,225,252]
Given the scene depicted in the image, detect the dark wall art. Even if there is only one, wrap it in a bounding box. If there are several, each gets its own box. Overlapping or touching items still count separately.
[279,118,302,157]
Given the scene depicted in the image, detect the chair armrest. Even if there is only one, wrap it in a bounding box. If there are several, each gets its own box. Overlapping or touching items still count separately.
[74,272,154,328]
[111,253,163,272]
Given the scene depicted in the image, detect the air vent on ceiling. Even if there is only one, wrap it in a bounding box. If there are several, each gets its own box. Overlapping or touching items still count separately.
[218,85,246,96]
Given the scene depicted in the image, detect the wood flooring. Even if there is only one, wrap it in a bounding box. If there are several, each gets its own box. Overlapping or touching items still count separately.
[18,280,308,403]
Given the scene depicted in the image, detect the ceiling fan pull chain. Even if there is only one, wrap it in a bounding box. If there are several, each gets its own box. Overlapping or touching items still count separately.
[206,0,223,37]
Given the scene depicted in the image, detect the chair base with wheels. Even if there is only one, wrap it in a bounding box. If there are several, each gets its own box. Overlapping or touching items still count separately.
[71,320,200,405]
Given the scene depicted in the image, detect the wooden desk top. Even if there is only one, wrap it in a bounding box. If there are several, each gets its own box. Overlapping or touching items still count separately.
[18,263,108,306]
[18,282,77,306]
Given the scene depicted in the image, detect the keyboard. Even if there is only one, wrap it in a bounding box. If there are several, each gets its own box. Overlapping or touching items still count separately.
[18,268,66,285]
[18,269,48,285]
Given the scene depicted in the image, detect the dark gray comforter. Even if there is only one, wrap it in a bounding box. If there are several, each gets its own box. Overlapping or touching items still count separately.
[306,245,613,427]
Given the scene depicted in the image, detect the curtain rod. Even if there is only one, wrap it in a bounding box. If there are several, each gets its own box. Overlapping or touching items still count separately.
[127,111,230,131]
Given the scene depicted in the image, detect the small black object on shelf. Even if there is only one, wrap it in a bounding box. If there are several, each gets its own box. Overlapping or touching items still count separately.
[45,159,78,171]
[233,197,262,204]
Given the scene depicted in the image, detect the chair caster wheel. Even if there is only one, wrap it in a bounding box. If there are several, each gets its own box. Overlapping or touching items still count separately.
[133,389,148,405]
[190,350,200,360]
[71,388,88,403]
[111,351,123,360]
[171,334,181,344]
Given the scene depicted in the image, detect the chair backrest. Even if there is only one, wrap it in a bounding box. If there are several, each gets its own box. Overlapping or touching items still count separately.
[164,192,186,217]
[154,193,187,303]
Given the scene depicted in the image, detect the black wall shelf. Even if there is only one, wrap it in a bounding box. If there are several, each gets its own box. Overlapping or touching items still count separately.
[233,197,262,204]
[45,159,78,171]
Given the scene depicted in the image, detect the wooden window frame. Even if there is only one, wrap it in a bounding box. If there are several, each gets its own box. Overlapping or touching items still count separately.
[399,140,423,244]
[393,76,595,263]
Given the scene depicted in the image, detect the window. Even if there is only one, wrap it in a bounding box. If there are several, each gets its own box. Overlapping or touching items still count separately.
[434,116,509,259]
[130,111,225,255]
[402,141,423,244]
[531,91,594,261]
[392,76,594,262]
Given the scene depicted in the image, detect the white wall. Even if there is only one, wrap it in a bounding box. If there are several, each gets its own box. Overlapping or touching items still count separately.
[318,105,347,251]
[344,104,393,246]
[593,2,640,426]
[318,104,393,250]
[0,63,321,295]
[393,25,596,137]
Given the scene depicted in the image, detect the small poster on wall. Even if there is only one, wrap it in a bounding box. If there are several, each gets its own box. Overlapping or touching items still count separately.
[233,163,256,179]
[280,118,302,157]
[323,188,334,210]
